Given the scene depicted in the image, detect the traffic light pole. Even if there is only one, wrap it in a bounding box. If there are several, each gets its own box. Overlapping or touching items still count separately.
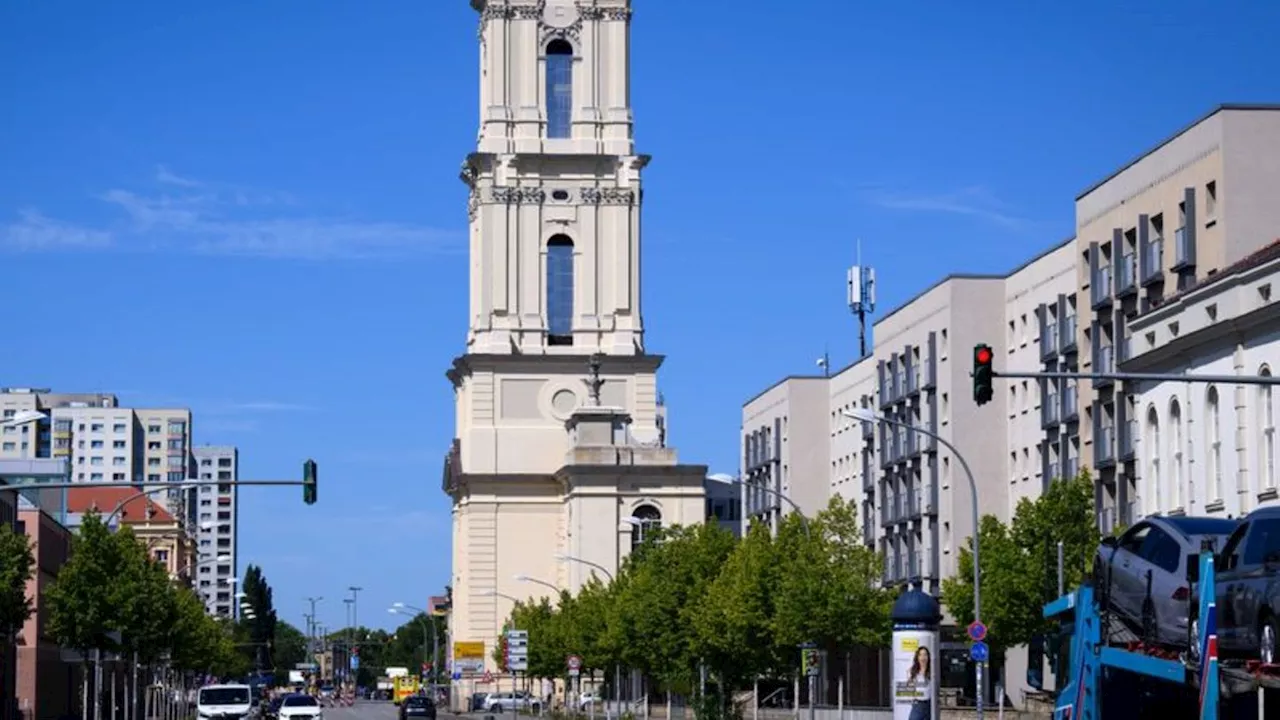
[994,369,1280,386]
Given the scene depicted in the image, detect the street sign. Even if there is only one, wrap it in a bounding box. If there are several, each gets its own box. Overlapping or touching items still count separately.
[451,672,462,681]
[481,671,493,683]
[966,620,987,642]
[801,649,821,677]
[505,629,529,672]
[567,655,581,677]
[969,641,989,663]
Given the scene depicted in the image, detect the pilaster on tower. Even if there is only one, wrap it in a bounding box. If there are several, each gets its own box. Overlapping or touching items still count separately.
[463,0,647,358]
[473,0,634,156]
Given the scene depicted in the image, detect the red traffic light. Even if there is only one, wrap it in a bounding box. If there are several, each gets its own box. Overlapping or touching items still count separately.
[975,347,993,364]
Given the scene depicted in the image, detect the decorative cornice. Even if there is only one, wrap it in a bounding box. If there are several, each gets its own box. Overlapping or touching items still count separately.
[581,187,637,205]
[491,186,548,204]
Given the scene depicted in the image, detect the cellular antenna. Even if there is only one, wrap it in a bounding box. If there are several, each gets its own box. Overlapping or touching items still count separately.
[846,239,876,358]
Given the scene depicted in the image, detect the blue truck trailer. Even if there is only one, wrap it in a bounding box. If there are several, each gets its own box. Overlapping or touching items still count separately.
[1039,549,1280,719]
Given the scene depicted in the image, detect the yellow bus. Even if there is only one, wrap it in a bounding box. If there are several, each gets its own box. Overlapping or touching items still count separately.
[392,676,420,705]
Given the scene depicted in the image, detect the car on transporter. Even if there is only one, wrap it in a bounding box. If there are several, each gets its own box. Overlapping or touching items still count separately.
[1093,514,1238,647]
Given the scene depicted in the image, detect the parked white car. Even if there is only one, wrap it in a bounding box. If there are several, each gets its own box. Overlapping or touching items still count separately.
[197,684,254,720]
[483,692,542,713]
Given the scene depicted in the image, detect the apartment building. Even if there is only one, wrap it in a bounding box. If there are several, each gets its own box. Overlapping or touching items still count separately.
[0,388,118,460]
[1074,104,1280,532]
[15,501,76,720]
[193,445,239,618]
[1121,241,1280,520]
[741,377,830,531]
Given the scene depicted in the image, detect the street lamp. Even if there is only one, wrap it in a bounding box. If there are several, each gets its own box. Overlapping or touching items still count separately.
[513,574,559,593]
[390,604,440,691]
[840,406,982,625]
[705,473,811,540]
[555,555,621,720]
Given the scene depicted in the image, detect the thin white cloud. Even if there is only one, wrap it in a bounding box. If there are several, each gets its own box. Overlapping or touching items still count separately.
[218,401,316,413]
[1,167,463,259]
[862,185,1032,230]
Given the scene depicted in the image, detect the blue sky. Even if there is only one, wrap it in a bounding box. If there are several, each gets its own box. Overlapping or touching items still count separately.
[2,0,1278,632]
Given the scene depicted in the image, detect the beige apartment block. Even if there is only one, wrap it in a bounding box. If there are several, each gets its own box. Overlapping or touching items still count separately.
[1074,104,1280,531]
[444,0,706,691]
[0,388,118,459]
[741,377,830,532]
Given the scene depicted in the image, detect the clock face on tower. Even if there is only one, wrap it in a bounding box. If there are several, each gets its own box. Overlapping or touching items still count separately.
[541,0,579,29]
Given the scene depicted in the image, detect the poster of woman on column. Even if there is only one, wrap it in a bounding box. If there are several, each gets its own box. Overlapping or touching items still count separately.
[892,631,936,720]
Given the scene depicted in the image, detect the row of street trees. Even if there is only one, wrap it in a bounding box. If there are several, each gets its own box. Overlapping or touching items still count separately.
[500,474,1099,711]
[499,496,893,713]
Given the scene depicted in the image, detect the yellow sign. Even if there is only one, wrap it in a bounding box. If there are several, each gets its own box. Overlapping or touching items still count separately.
[454,641,485,659]
[899,637,919,652]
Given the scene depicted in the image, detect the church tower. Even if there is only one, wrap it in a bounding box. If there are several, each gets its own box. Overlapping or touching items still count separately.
[443,0,708,689]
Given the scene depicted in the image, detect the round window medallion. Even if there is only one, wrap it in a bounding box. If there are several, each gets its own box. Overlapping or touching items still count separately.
[552,189,570,201]
[551,389,578,416]
[542,1,579,29]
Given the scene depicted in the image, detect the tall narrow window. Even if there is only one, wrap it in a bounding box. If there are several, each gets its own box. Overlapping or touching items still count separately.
[1170,399,1184,509]
[630,505,662,551]
[1147,407,1162,513]
[1261,366,1276,490]
[546,235,575,345]
[1207,386,1223,501]
[545,40,573,139]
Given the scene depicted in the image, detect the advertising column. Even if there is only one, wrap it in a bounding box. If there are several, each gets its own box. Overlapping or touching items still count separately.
[889,590,942,720]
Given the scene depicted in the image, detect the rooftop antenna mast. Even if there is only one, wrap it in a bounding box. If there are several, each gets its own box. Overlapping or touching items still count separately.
[847,239,877,358]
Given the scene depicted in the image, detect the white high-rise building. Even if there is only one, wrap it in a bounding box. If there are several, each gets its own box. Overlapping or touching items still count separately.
[193,445,239,618]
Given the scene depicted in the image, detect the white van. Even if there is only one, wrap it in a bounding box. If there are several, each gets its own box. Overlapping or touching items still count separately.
[197,684,254,719]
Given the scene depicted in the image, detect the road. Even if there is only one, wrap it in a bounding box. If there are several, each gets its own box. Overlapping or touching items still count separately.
[324,700,464,720]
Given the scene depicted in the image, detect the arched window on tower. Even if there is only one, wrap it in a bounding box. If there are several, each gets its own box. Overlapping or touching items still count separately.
[545,39,574,139]
[547,235,575,345]
[630,504,662,551]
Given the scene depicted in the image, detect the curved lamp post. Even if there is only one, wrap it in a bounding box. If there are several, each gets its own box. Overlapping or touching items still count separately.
[705,473,811,540]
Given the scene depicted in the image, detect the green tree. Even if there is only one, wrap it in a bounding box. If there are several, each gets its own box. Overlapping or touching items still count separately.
[607,522,737,695]
[273,622,308,676]
[941,473,1099,652]
[240,565,279,670]
[558,579,611,674]
[692,521,778,689]
[46,512,127,655]
[0,522,35,650]
[112,525,177,664]
[772,497,893,670]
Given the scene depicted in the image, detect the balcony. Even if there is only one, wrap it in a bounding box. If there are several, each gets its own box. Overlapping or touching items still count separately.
[863,519,875,546]
[922,354,937,389]
[1063,456,1079,480]
[1116,253,1137,296]
[1097,507,1116,534]
[1091,265,1113,309]
[906,367,920,396]
[1060,314,1078,353]
[1117,335,1133,363]
[919,482,938,516]
[908,552,922,581]
[1174,226,1195,269]
[905,490,920,519]
[1096,423,1116,466]
[1120,418,1138,460]
[1042,392,1060,429]
[1093,344,1114,388]
[1040,318,1059,360]
[1062,384,1079,422]
[904,430,920,458]
[1141,239,1164,285]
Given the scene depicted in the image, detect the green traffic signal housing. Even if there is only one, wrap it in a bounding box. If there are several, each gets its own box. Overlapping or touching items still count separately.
[303,459,318,505]
[972,343,994,406]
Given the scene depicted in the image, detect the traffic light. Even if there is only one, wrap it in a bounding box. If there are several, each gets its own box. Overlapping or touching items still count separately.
[973,343,994,406]
[303,459,318,505]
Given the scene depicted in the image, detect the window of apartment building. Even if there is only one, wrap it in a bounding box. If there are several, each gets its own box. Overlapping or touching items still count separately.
[1171,399,1185,509]
[201,473,212,480]
[154,549,169,563]
[1206,181,1218,221]
[218,458,232,468]
[147,458,160,467]
[201,458,212,466]
[1207,387,1223,501]
[218,471,231,480]
[167,472,184,482]
[90,456,103,466]
[90,423,103,432]
[90,440,103,449]
[113,456,126,466]
[1147,407,1162,509]
[167,439,183,451]
[113,423,127,433]
[148,473,160,482]
[0,442,12,451]
[167,421,186,434]
[218,483,231,494]
[1260,366,1276,490]
[90,472,102,481]
[200,513,212,522]
[112,473,125,481]
[218,512,231,521]
[147,424,161,433]
[147,441,160,450]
